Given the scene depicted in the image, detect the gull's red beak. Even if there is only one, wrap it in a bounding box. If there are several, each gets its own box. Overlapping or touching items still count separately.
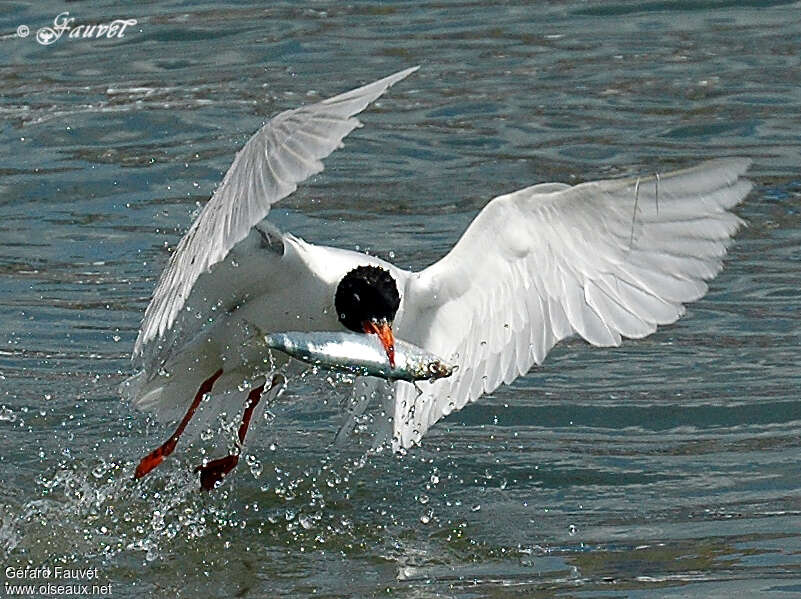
[362,318,395,368]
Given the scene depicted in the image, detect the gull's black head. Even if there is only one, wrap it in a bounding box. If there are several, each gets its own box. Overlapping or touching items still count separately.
[335,265,400,331]
[335,265,400,366]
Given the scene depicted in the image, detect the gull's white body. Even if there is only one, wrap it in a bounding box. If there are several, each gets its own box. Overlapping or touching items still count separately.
[124,232,408,422]
[123,66,752,450]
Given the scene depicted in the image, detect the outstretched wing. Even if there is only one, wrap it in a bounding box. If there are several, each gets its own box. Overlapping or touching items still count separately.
[134,66,419,360]
[393,158,752,449]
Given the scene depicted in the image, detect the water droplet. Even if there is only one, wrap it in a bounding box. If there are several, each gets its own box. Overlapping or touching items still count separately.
[418,494,429,505]
[471,504,481,512]
[568,524,578,536]
[246,454,262,478]
[420,508,433,524]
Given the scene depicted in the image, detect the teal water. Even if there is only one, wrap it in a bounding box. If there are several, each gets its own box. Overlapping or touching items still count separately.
[1,1,800,597]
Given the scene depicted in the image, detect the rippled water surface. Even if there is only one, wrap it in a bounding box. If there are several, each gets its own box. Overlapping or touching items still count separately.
[2,1,800,597]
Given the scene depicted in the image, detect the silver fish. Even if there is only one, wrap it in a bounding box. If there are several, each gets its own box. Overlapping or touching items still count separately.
[261,331,456,382]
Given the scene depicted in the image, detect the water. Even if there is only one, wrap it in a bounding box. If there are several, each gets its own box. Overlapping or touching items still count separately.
[2,1,800,596]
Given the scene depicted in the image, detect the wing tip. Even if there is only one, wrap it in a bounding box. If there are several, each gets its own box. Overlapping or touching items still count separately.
[702,156,753,190]
[377,65,421,87]
[321,65,420,108]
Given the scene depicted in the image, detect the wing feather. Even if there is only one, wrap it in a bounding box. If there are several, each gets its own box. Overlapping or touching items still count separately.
[133,66,419,363]
[392,158,752,450]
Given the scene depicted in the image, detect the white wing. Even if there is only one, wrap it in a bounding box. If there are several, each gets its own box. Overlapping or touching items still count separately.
[393,158,752,449]
[133,66,419,359]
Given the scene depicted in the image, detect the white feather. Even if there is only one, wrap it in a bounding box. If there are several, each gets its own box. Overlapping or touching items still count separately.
[391,158,751,450]
[133,67,419,369]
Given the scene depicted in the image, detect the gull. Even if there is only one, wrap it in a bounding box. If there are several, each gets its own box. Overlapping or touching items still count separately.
[122,66,751,488]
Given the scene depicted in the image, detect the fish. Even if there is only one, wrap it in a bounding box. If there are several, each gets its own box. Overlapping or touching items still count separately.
[260,331,457,382]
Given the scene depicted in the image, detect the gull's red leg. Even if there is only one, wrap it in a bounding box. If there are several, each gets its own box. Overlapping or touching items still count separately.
[196,379,268,491]
[134,368,224,479]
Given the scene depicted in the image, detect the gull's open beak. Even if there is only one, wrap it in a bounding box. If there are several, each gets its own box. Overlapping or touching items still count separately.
[362,318,395,368]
